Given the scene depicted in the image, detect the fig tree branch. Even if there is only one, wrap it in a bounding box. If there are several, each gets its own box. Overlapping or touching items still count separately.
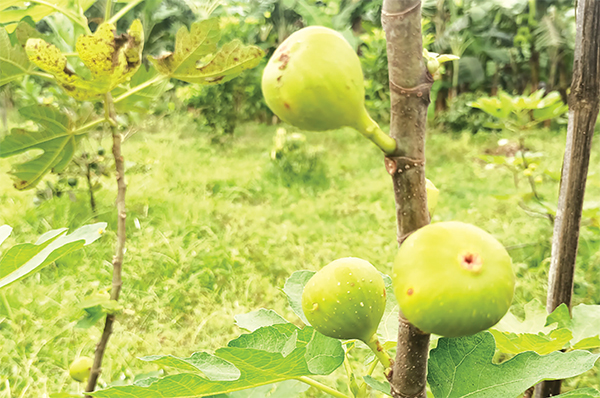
[536,0,600,397]
[382,0,432,397]
[85,92,127,397]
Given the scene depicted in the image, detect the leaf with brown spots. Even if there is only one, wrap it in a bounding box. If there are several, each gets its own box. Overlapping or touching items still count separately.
[25,20,144,100]
[148,19,264,84]
[0,105,89,190]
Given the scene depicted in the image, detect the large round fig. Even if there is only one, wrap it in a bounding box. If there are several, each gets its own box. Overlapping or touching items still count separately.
[302,257,386,343]
[392,221,514,337]
[262,27,395,153]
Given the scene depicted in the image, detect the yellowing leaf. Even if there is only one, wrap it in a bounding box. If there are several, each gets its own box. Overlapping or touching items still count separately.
[26,20,144,100]
[148,19,264,84]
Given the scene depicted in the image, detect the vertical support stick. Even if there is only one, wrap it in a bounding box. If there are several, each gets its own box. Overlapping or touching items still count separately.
[382,1,433,397]
[536,1,600,397]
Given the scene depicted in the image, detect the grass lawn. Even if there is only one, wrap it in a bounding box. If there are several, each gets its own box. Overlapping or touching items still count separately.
[1,112,599,397]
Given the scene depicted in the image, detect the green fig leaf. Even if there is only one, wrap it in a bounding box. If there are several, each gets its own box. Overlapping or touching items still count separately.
[428,332,600,398]
[147,19,264,84]
[140,352,241,381]
[112,66,171,113]
[234,309,288,332]
[489,328,573,355]
[0,27,32,86]
[283,270,314,324]
[225,380,309,398]
[548,304,600,350]
[492,301,600,353]
[363,375,392,396]
[0,105,87,189]
[75,305,107,329]
[26,20,144,100]
[0,222,107,289]
[0,0,94,33]
[0,225,12,246]
[493,299,555,334]
[90,324,344,397]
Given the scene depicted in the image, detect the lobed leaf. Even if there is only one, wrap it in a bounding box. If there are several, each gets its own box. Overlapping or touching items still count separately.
[148,19,264,84]
[0,27,32,86]
[0,105,85,189]
[492,300,600,353]
[234,309,288,332]
[26,20,144,100]
[0,222,107,289]
[428,332,600,398]
[91,323,344,398]
[283,270,314,324]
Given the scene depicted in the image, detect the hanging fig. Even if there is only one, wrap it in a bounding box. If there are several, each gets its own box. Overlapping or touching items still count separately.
[302,257,386,343]
[392,221,514,337]
[69,356,93,382]
[262,26,396,154]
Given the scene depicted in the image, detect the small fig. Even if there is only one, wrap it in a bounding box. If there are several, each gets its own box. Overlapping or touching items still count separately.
[302,257,386,342]
[262,27,395,153]
[67,177,78,187]
[392,221,514,337]
[97,146,106,156]
[69,356,93,382]
[427,58,440,75]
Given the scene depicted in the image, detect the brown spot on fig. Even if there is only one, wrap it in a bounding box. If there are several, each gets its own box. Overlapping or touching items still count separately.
[278,52,290,70]
[284,102,290,109]
[407,288,414,296]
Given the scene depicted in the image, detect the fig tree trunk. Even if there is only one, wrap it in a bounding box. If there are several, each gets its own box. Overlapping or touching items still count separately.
[536,1,600,397]
[382,0,432,397]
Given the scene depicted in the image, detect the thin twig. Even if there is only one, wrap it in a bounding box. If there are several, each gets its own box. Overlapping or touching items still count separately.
[85,93,127,396]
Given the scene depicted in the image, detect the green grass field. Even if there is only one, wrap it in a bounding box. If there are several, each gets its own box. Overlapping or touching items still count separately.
[1,113,599,397]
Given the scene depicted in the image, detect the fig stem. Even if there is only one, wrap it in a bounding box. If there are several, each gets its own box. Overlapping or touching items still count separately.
[355,111,398,156]
[296,376,352,398]
[365,335,393,369]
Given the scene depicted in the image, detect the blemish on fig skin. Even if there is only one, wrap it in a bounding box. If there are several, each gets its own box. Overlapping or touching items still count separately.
[407,288,414,296]
[460,252,483,273]
[284,102,290,109]
[278,52,291,70]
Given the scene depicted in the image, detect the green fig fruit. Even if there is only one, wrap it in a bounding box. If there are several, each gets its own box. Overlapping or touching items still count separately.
[262,26,396,154]
[425,178,439,216]
[392,221,514,337]
[302,257,386,343]
[69,356,93,382]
